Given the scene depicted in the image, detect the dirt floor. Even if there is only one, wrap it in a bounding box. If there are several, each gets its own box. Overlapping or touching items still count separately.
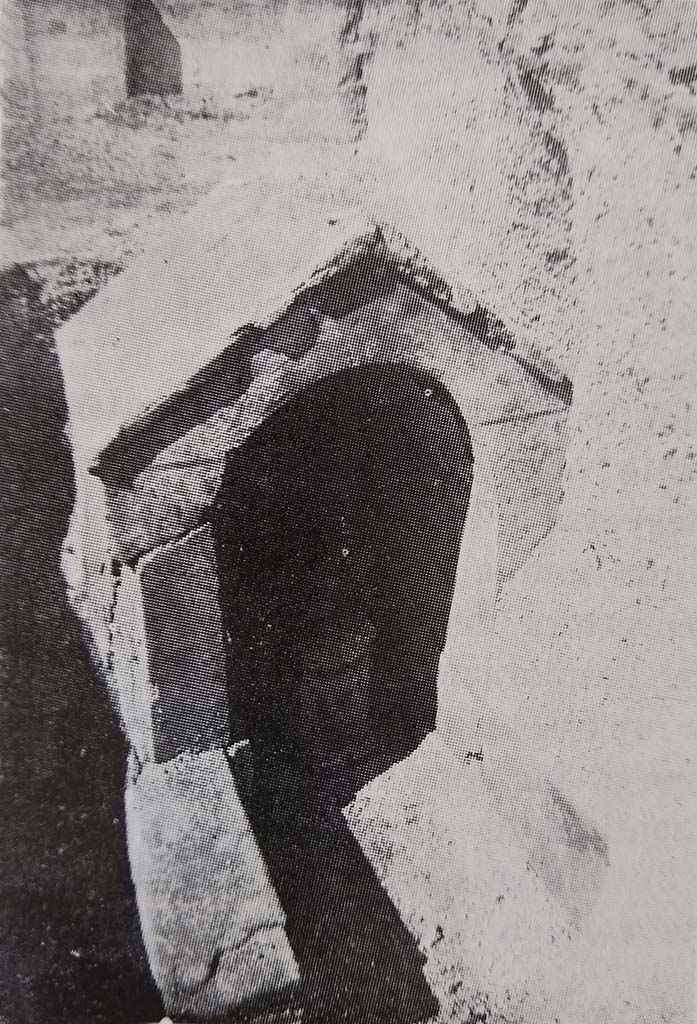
[1,1,696,1022]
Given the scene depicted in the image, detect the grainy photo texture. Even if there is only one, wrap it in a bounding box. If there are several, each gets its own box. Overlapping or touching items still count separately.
[0,1,695,1023]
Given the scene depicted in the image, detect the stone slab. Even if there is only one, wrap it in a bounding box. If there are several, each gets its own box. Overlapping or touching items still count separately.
[55,173,569,477]
[486,407,570,585]
[140,525,230,762]
[55,181,376,466]
[125,748,299,1020]
[111,562,156,764]
[109,524,230,762]
[346,731,608,1022]
[60,468,116,673]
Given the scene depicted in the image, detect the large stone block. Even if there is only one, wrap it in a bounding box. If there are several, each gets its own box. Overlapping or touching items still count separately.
[125,0,182,99]
[55,184,375,468]
[110,524,230,762]
[56,177,573,774]
[125,749,299,1019]
[102,354,302,562]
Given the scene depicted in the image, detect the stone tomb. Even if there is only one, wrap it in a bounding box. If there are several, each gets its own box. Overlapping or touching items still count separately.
[57,178,572,1018]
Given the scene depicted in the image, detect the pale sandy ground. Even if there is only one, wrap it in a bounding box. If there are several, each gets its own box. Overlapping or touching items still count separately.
[1,1,696,1022]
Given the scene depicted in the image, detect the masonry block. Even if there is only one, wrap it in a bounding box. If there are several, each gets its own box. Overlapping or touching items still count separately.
[110,524,230,762]
[61,468,116,672]
[103,356,305,562]
[125,749,299,1019]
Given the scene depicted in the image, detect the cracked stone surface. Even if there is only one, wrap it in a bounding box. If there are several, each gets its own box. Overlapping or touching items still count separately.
[125,748,299,1019]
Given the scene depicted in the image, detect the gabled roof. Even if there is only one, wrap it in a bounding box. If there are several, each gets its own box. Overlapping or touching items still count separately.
[57,175,571,485]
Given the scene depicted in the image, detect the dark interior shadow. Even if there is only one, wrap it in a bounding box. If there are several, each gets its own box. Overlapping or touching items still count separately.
[0,266,163,1024]
[215,363,474,1023]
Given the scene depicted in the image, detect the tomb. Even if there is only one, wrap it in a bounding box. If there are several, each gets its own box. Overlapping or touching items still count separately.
[56,176,573,1018]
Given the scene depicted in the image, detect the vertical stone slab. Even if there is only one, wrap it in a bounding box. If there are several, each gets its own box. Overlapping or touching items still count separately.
[124,0,182,99]
[126,749,299,1019]
[139,524,230,762]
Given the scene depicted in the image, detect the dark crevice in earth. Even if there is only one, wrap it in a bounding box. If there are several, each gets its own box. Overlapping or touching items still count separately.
[0,262,163,1024]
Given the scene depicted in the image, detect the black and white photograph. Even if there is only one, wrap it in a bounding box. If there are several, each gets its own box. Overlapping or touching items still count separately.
[0,1,695,1022]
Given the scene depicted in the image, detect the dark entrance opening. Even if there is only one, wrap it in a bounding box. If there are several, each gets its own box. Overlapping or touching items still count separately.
[214,361,474,800]
[213,361,473,1023]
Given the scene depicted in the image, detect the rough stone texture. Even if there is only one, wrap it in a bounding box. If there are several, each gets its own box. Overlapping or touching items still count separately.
[111,525,230,763]
[125,748,299,1020]
[97,284,569,567]
[124,0,182,99]
[140,525,229,761]
[346,732,607,1024]
[436,448,610,930]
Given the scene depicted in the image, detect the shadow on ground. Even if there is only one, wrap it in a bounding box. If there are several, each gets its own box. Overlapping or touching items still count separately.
[231,748,439,1024]
[0,265,163,1024]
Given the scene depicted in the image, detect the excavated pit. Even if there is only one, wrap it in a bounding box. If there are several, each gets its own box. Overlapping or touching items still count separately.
[213,361,474,802]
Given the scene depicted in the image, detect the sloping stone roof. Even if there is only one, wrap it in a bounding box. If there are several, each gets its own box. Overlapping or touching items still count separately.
[57,175,571,479]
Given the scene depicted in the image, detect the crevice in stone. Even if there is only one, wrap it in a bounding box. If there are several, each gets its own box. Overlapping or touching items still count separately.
[548,784,610,864]
[123,519,214,575]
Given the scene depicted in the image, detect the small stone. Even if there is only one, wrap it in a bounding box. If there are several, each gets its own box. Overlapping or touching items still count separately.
[251,348,292,377]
